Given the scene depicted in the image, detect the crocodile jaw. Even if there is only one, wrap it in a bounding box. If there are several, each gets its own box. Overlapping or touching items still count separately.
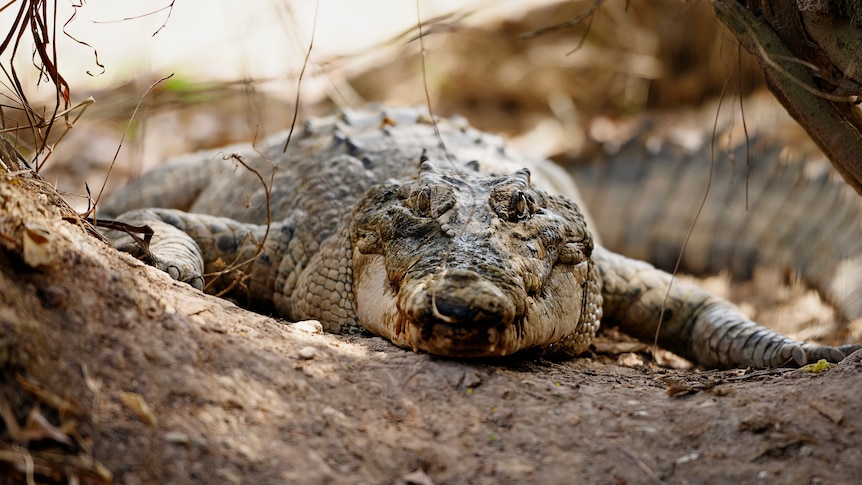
[352,251,601,357]
[353,251,512,356]
[353,252,402,343]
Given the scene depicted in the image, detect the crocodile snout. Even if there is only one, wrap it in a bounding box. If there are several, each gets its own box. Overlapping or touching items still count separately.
[432,294,493,324]
[424,270,514,327]
[400,268,519,356]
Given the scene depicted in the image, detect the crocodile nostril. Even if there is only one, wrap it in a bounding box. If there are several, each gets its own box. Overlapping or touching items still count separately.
[433,295,487,323]
[404,269,518,332]
[422,273,514,327]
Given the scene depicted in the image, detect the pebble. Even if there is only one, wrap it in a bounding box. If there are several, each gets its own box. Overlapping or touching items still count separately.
[617,352,645,367]
[298,346,317,360]
[463,370,483,388]
[164,431,190,445]
[402,469,435,485]
[675,452,700,464]
[293,320,324,333]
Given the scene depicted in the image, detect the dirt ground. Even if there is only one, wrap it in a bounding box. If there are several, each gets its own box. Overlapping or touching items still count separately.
[2,1,862,484]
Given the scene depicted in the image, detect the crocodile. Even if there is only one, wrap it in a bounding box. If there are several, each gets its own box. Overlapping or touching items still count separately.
[101,106,860,369]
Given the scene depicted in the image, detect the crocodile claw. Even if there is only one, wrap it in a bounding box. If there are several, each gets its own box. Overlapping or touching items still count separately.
[795,342,856,366]
[838,343,862,356]
[159,260,205,290]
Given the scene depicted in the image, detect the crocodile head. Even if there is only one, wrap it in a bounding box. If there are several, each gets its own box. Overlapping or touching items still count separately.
[350,160,602,357]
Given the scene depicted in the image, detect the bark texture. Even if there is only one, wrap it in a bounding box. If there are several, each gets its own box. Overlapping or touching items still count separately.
[713,0,862,194]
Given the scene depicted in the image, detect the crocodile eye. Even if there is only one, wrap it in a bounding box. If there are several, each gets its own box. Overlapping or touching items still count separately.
[410,187,432,217]
[509,190,532,221]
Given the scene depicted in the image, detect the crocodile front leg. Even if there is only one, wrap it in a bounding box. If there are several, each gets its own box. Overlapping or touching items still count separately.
[103,208,361,333]
[594,247,860,368]
[103,208,294,311]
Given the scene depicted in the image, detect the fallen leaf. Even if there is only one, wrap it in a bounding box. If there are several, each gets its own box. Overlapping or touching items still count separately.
[118,391,158,426]
[800,359,835,373]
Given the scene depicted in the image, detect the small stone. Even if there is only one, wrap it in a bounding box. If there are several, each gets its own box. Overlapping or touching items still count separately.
[143,348,173,366]
[463,370,483,388]
[675,452,700,464]
[23,223,56,268]
[617,352,645,367]
[293,320,324,333]
[164,431,190,445]
[402,469,435,485]
[298,346,317,360]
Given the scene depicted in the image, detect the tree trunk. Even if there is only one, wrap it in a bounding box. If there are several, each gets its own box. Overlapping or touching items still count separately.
[713,0,862,195]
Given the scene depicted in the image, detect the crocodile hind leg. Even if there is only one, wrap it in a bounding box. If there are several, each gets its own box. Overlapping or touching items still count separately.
[594,247,860,368]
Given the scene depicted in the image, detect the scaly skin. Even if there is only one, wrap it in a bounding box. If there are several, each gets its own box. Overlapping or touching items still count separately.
[101,106,859,368]
[571,118,862,322]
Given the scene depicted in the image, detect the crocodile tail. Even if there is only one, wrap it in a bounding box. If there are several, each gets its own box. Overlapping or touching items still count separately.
[569,128,862,321]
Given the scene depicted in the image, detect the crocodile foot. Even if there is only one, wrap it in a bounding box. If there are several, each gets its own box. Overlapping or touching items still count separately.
[152,255,205,290]
[794,342,858,366]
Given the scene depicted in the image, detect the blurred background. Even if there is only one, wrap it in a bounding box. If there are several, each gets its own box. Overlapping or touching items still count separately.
[0,0,773,205]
